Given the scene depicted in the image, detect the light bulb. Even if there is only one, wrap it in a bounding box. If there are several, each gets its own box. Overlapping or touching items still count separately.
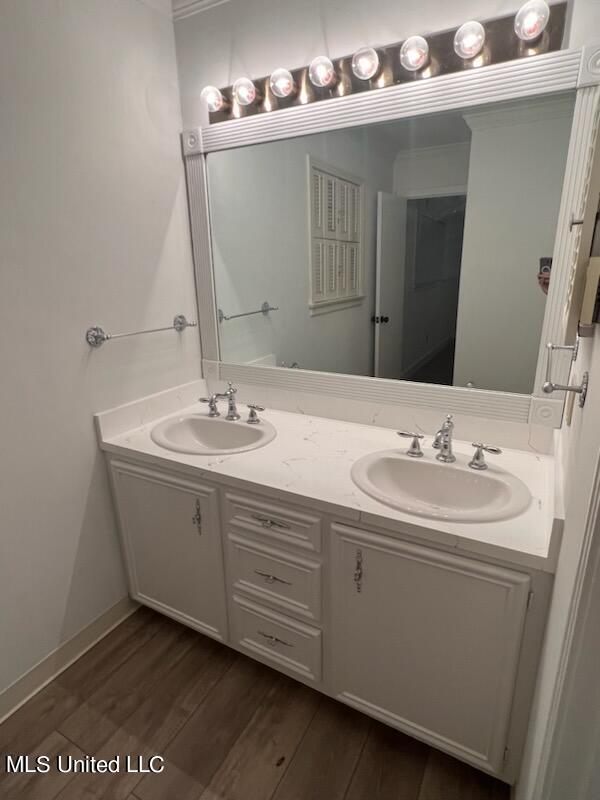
[400,35,429,72]
[308,56,336,88]
[269,68,295,98]
[232,77,257,106]
[200,85,224,113]
[351,47,380,80]
[454,21,485,59]
[514,0,550,41]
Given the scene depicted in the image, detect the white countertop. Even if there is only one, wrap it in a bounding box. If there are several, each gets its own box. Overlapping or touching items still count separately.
[97,386,562,573]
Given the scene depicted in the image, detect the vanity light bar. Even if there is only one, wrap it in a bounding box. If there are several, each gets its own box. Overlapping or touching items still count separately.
[202,1,563,124]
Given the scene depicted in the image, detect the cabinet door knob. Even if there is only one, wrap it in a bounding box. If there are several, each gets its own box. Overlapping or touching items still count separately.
[192,499,202,535]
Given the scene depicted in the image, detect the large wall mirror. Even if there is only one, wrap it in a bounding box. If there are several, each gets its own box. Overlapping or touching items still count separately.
[206,90,576,396]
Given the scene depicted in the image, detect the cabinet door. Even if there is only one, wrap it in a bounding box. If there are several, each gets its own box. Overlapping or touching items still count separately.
[330,524,530,776]
[110,461,227,641]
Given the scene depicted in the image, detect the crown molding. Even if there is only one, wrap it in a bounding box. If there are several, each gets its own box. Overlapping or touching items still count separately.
[172,0,230,20]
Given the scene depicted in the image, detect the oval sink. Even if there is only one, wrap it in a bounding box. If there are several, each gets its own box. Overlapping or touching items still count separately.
[151,413,276,455]
[351,450,531,522]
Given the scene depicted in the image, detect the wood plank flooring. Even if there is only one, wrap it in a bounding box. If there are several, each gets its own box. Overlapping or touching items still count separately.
[0,607,510,800]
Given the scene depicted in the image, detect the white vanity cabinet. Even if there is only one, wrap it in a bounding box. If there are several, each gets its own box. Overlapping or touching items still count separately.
[330,524,532,777]
[106,458,547,783]
[109,461,227,641]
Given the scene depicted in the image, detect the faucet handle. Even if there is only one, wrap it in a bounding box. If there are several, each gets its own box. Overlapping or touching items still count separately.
[397,431,425,458]
[199,395,220,417]
[247,404,265,424]
[469,443,502,470]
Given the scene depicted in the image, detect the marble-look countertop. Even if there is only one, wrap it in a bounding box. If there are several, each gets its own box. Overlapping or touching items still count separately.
[97,389,562,573]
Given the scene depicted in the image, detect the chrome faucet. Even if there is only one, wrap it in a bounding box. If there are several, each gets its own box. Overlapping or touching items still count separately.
[435,414,456,463]
[199,382,240,420]
[217,382,240,421]
[433,414,452,449]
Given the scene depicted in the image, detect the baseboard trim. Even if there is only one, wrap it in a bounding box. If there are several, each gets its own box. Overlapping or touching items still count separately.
[0,596,138,724]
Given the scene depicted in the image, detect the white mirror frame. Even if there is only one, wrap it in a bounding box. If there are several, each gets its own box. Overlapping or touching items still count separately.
[183,47,600,427]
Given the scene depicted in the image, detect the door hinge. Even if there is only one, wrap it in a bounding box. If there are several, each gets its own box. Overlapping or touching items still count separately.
[503,747,510,767]
[527,590,534,610]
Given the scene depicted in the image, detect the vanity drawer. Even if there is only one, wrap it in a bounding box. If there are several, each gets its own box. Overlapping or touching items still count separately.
[231,595,322,683]
[227,533,322,622]
[224,492,322,553]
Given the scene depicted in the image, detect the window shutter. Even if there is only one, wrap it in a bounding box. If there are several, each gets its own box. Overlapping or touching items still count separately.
[312,170,324,235]
[309,162,363,311]
[354,186,362,240]
[338,181,349,239]
[325,240,337,298]
[348,244,359,293]
[337,243,347,296]
[325,175,337,236]
[312,240,325,301]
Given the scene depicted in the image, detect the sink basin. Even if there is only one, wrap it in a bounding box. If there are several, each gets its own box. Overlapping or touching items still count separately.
[351,450,531,522]
[151,413,276,455]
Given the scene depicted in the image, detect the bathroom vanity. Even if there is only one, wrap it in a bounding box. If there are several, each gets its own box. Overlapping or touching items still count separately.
[96,382,561,785]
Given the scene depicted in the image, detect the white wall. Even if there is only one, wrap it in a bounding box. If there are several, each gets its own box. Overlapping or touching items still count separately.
[173,0,600,130]
[0,0,200,697]
[208,127,396,375]
[516,326,600,800]
[453,97,574,394]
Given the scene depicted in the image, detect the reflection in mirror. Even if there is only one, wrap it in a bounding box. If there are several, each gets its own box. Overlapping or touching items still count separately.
[207,92,575,394]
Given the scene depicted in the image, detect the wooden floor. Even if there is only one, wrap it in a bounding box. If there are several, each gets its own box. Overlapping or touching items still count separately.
[0,607,509,800]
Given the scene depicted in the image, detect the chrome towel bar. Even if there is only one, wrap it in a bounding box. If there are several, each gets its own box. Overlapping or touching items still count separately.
[86,314,197,348]
[218,300,279,323]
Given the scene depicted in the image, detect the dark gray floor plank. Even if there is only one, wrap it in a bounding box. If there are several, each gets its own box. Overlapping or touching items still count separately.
[58,607,162,697]
[345,722,429,800]
[0,730,86,800]
[57,615,197,753]
[271,698,370,800]
[418,750,510,800]
[54,635,235,800]
[199,674,321,800]
[134,655,274,800]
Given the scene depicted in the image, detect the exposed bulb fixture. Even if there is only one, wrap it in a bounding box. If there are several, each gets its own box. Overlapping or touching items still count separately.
[308,55,337,88]
[200,85,225,113]
[269,68,295,98]
[199,9,565,123]
[454,21,485,59]
[400,35,429,72]
[232,77,257,106]
[351,47,380,80]
[514,0,550,41]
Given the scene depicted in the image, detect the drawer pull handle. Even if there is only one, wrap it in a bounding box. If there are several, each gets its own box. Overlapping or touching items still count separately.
[254,569,292,586]
[258,630,294,648]
[354,548,363,593]
[192,499,202,535]
[251,514,291,530]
